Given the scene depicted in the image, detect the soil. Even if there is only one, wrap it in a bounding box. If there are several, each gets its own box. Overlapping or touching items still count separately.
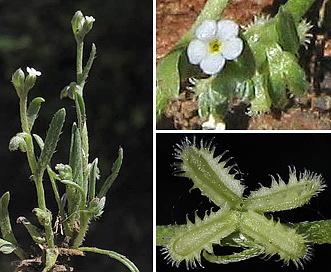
[156,0,331,130]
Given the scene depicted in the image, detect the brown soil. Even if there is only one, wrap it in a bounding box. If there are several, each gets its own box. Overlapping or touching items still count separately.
[156,0,331,130]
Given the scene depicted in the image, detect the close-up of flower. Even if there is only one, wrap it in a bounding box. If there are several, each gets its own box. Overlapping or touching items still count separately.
[26,66,41,77]
[187,19,243,75]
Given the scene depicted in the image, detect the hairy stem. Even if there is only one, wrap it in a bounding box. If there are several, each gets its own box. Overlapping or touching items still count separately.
[78,246,140,272]
[20,96,37,173]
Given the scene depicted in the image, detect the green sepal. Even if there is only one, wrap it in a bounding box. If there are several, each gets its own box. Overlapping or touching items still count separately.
[0,239,16,255]
[98,147,123,198]
[12,68,25,99]
[35,108,66,177]
[27,97,45,131]
[87,196,106,218]
[276,8,300,54]
[60,82,77,100]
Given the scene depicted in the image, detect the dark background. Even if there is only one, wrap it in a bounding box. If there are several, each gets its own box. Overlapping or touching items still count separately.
[157,133,331,272]
[0,0,152,271]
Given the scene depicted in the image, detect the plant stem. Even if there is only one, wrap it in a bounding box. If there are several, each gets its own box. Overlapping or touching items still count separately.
[19,95,54,248]
[283,0,317,23]
[34,174,55,248]
[78,246,140,272]
[76,40,84,85]
[72,211,90,248]
[20,96,37,173]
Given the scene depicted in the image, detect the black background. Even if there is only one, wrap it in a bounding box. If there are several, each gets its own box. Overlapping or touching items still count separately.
[0,1,152,271]
[157,133,331,272]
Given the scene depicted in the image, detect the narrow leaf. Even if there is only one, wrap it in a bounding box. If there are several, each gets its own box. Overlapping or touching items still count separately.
[33,134,44,151]
[98,147,123,198]
[88,158,99,202]
[69,123,83,187]
[27,97,45,131]
[75,93,86,129]
[36,108,66,176]
[0,192,18,246]
[60,179,85,200]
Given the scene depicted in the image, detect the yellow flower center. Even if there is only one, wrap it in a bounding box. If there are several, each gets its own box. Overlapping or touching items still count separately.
[209,39,222,54]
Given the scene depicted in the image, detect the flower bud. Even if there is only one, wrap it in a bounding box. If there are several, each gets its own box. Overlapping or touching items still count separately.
[24,67,41,92]
[55,163,73,180]
[71,10,85,36]
[9,133,27,152]
[82,16,95,36]
[12,68,25,98]
[60,82,79,100]
[88,196,106,218]
[71,10,95,40]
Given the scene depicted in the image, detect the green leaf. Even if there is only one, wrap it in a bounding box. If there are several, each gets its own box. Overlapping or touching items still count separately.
[0,239,16,254]
[60,179,85,200]
[33,134,44,151]
[98,147,123,198]
[276,8,300,54]
[16,217,46,244]
[296,220,331,244]
[266,45,288,109]
[27,97,45,131]
[250,72,272,114]
[75,92,86,129]
[69,123,83,188]
[88,158,99,202]
[0,192,18,246]
[282,51,308,96]
[36,108,66,176]
[282,0,317,24]
[156,49,183,119]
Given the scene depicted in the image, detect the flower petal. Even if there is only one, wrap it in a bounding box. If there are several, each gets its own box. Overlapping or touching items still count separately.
[200,53,225,75]
[187,39,208,65]
[221,37,243,60]
[196,19,217,41]
[217,20,239,39]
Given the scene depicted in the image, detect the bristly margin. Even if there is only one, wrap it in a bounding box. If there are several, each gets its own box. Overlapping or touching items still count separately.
[172,137,246,209]
[161,206,239,270]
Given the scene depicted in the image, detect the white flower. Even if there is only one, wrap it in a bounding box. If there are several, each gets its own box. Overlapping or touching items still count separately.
[85,16,95,24]
[187,19,243,75]
[26,67,41,77]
